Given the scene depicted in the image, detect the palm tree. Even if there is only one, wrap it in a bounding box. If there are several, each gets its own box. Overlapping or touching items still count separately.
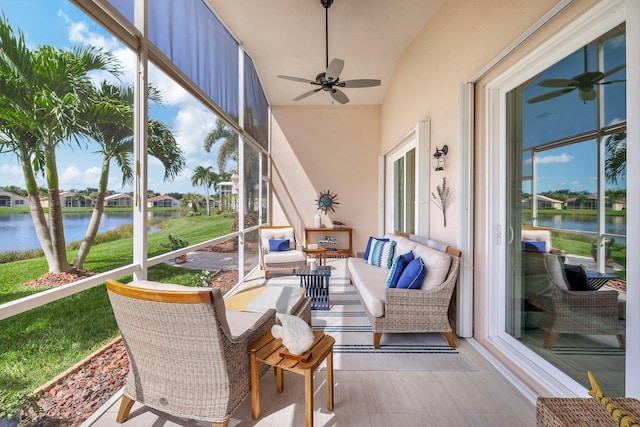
[191,166,218,216]
[180,192,204,214]
[605,131,626,185]
[203,119,238,173]
[0,15,119,273]
[203,119,260,213]
[71,82,185,268]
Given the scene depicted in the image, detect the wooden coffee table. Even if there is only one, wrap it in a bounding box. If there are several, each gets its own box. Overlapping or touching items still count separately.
[248,330,335,427]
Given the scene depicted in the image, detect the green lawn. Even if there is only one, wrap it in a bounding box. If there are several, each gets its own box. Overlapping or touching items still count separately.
[0,214,235,402]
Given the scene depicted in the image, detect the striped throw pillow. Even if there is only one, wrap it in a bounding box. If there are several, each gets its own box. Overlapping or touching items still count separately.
[366,239,396,269]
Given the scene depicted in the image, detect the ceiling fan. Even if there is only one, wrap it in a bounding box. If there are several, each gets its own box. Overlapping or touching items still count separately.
[277,0,381,104]
[526,46,625,104]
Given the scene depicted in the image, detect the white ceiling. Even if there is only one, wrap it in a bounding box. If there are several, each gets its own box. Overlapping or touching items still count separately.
[206,0,444,106]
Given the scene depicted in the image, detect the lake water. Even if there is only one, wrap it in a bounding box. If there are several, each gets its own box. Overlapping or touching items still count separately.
[0,210,181,253]
[531,213,626,243]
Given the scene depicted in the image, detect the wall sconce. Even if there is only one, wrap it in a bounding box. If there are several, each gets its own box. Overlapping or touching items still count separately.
[432,145,448,171]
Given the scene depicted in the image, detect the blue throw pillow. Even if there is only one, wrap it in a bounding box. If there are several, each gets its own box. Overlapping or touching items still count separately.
[386,251,414,288]
[269,239,290,252]
[522,240,547,253]
[364,237,389,259]
[396,257,427,289]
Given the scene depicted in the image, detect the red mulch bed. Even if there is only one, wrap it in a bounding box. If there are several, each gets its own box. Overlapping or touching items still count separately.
[21,267,239,426]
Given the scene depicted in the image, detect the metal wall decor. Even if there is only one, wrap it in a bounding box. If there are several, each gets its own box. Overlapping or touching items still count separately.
[315,189,339,213]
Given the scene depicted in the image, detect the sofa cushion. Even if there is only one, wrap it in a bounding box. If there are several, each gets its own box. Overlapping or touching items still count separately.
[263,250,306,264]
[412,244,452,290]
[225,285,305,314]
[364,237,388,259]
[348,257,387,317]
[396,257,427,289]
[386,234,417,261]
[225,310,268,338]
[386,251,414,288]
[366,239,396,269]
[269,238,291,252]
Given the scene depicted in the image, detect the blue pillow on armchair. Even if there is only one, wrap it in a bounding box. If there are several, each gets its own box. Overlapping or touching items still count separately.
[522,240,547,253]
[269,239,291,252]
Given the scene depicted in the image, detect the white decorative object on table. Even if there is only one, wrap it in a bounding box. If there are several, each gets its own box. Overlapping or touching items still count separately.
[310,260,318,271]
[314,213,322,227]
[271,313,315,355]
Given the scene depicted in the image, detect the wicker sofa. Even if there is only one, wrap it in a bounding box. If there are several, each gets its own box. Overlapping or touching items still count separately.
[347,232,461,348]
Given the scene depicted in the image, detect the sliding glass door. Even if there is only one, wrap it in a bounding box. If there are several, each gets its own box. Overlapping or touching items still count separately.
[505,25,627,395]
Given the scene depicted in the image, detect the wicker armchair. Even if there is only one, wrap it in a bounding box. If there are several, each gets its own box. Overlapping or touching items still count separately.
[106,279,276,427]
[258,225,306,278]
[523,252,625,349]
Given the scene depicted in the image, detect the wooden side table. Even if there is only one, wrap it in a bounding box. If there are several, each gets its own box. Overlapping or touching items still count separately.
[303,247,327,265]
[248,330,335,427]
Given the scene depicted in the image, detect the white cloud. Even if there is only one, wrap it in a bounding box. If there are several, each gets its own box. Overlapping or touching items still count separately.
[0,162,28,187]
[535,153,573,164]
[59,166,103,189]
[149,65,191,106]
[173,101,218,155]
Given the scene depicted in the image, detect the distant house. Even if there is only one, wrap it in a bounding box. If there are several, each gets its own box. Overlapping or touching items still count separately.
[565,194,622,210]
[147,194,180,208]
[0,190,29,208]
[521,194,563,210]
[39,191,94,208]
[105,193,133,207]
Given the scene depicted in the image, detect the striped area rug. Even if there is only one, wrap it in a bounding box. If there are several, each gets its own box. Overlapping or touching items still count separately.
[264,259,475,371]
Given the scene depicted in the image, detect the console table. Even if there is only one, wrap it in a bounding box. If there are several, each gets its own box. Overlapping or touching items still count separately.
[304,227,352,258]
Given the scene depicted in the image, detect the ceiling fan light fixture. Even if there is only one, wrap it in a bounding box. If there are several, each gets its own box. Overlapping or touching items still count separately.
[579,88,597,102]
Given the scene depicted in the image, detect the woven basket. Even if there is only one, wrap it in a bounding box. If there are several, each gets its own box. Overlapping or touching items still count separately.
[536,397,640,426]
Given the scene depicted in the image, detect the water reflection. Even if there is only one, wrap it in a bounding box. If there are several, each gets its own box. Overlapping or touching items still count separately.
[0,210,182,253]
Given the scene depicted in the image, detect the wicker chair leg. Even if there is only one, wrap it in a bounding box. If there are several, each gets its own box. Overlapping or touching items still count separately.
[544,332,559,349]
[265,271,270,279]
[443,331,456,348]
[373,332,382,348]
[212,419,229,427]
[115,395,135,423]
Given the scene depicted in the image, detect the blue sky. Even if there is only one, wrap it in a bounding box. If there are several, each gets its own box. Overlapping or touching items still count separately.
[0,0,223,195]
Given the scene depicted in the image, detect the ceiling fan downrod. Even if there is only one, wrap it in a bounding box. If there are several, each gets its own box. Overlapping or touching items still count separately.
[321,0,333,70]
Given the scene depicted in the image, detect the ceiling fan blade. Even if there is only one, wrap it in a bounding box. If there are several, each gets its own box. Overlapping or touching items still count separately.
[325,58,344,81]
[277,75,317,84]
[538,78,578,88]
[338,79,381,88]
[599,63,626,79]
[292,88,322,101]
[597,79,626,85]
[526,88,575,104]
[330,88,349,104]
